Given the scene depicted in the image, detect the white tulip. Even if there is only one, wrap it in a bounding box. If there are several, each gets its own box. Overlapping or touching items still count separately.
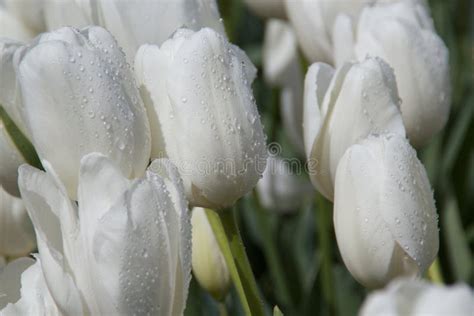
[16,26,151,199]
[303,57,405,201]
[0,6,35,41]
[2,0,45,34]
[0,121,25,196]
[256,155,312,214]
[0,186,35,258]
[334,133,439,288]
[17,153,192,315]
[360,278,474,315]
[135,28,267,209]
[81,0,226,62]
[243,0,286,19]
[191,207,231,301]
[284,0,371,64]
[0,258,59,315]
[335,0,451,146]
[263,19,305,154]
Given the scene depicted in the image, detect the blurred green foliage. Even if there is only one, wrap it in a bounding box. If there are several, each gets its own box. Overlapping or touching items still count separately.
[186,0,474,315]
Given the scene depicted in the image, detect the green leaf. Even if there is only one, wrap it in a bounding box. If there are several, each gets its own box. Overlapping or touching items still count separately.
[273,306,284,316]
[442,196,473,282]
[0,105,42,169]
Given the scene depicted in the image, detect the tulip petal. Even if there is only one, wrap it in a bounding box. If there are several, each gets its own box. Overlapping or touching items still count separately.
[92,0,226,62]
[148,159,192,315]
[380,134,438,274]
[0,8,34,41]
[17,164,84,315]
[360,278,474,316]
[303,62,334,159]
[136,28,267,209]
[0,257,34,309]
[334,134,438,288]
[1,258,60,315]
[333,14,355,68]
[263,19,299,87]
[82,157,190,315]
[0,40,30,138]
[310,58,405,201]
[334,140,413,288]
[355,1,450,146]
[18,26,151,199]
[0,186,35,257]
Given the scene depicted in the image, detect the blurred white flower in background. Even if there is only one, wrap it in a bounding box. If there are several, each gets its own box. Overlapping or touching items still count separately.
[334,133,439,288]
[0,6,35,41]
[243,0,286,19]
[303,57,405,201]
[14,26,151,199]
[256,155,312,214]
[15,153,191,315]
[284,0,373,64]
[0,186,35,259]
[135,27,267,209]
[359,278,474,315]
[40,0,226,62]
[263,19,305,154]
[1,0,45,35]
[191,207,231,301]
[334,0,451,146]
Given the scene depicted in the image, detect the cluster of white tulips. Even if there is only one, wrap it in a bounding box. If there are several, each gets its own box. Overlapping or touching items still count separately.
[0,0,472,315]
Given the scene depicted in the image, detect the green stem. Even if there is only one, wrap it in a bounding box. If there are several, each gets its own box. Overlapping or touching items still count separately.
[218,302,228,316]
[427,258,444,284]
[315,196,336,316]
[206,208,266,316]
[252,191,292,307]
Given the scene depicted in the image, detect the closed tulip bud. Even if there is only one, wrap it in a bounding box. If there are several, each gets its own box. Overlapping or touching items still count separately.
[335,0,451,146]
[284,0,369,64]
[17,153,191,315]
[263,19,305,154]
[243,0,286,19]
[360,278,474,316]
[256,156,313,214]
[135,28,267,209]
[16,26,151,199]
[0,122,25,196]
[0,186,36,258]
[0,258,59,314]
[334,133,439,288]
[303,57,405,201]
[191,207,230,301]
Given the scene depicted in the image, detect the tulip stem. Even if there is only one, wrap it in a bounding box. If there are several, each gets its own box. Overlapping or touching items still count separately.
[427,258,444,284]
[315,195,336,316]
[206,208,265,316]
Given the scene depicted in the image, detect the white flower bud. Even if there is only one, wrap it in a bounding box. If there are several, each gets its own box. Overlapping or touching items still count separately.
[334,133,439,288]
[191,207,231,300]
[135,28,267,209]
[303,57,405,201]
